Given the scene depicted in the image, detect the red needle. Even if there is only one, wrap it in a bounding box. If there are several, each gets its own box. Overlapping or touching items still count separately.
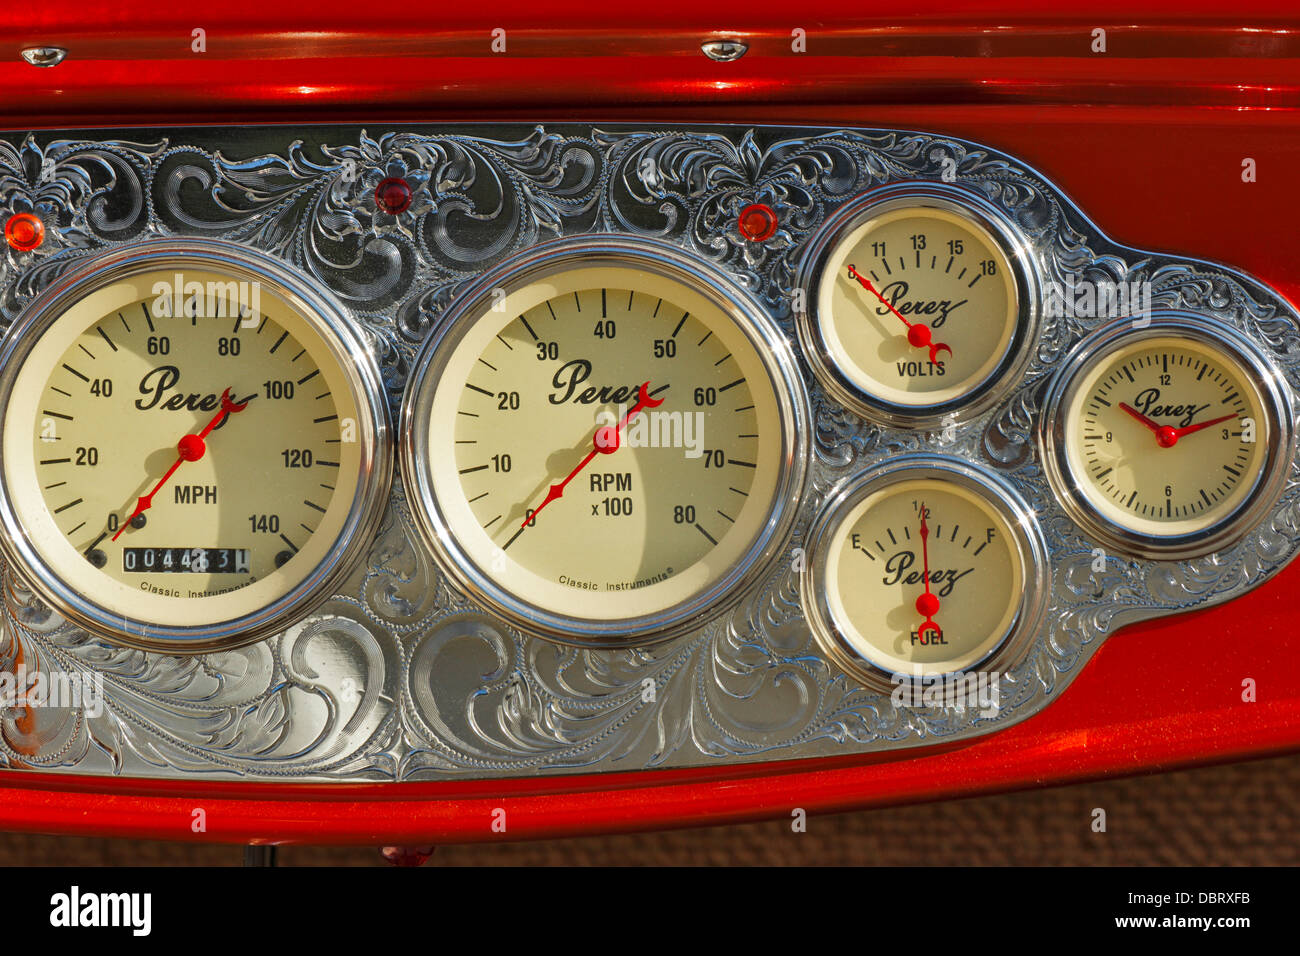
[518,381,664,529]
[1167,413,1238,440]
[847,264,952,365]
[915,504,942,643]
[1119,402,1237,449]
[111,388,251,541]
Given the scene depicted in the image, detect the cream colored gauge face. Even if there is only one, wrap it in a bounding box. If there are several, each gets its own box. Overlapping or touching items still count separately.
[403,253,805,644]
[813,476,1030,680]
[1051,329,1283,553]
[0,250,391,651]
[807,201,1026,422]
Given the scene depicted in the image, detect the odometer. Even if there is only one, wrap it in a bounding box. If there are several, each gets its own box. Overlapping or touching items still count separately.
[0,241,392,651]
[401,240,808,645]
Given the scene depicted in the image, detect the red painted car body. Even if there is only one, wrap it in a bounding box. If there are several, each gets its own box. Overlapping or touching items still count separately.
[0,1,1297,843]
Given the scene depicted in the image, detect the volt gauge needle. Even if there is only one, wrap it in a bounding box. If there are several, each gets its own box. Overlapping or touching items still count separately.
[847,264,951,365]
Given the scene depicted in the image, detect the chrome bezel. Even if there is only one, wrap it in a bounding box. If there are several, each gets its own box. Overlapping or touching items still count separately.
[400,235,811,647]
[1040,313,1295,559]
[0,239,393,653]
[801,455,1050,693]
[795,183,1041,429]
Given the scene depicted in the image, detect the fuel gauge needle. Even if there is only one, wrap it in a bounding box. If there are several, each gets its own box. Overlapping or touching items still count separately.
[915,504,942,642]
[110,388,251,542]
[847,264,952,365]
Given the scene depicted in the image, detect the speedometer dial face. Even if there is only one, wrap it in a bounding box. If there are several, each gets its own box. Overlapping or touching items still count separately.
[1043,317,1291,557]
[0,243,391,651]
[798,190,1035,426]
[402,244,807,645]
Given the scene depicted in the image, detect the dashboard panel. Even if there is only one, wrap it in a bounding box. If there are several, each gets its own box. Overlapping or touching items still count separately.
[1,122,1297,791]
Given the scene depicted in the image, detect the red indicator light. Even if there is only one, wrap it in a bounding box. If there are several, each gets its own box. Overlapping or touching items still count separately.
[738,203,777,242]
[5,212,44,251]
[374,177,413,215]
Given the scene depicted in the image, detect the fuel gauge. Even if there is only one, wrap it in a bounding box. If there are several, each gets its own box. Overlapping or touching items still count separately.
[803,457,1047,689]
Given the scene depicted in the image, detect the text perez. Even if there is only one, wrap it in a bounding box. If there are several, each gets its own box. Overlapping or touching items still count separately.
[881,549,973,597]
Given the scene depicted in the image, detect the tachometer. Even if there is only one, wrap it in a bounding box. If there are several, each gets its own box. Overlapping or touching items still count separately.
[400,239,808,645]
[0,240,391,652]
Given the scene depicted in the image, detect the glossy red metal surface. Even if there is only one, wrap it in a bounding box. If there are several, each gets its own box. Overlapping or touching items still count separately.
[0,1,1298,842]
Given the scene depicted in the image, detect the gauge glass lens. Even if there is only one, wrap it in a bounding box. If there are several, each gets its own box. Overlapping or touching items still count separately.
[0,262,377,640]
[814,205,1019,409]
[1063,335,1270,539]
[410,261,797,636]
[822,478,1024,676]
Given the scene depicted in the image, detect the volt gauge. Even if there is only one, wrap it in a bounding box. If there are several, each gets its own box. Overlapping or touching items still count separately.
[0,240,392,652]
[1042,314,1293,558]
[796,185,1038,428]
[400,238,809,646]
[803,457,1048,690]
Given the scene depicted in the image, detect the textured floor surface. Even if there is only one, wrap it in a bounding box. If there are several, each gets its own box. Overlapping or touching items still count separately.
[1,753,1296,866]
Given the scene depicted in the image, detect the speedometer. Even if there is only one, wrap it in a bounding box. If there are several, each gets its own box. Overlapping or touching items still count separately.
[0,240,391,652]
[400,239,808,645]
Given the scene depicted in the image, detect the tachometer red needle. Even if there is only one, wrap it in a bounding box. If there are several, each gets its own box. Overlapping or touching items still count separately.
[915,504,942,642]
[518,381,664,529]
[111,388,251,541]
[1119,402,1237,449]
[847,264,952,365]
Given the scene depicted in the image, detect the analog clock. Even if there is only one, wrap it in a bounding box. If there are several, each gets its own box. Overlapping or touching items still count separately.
[1042,315,1293,557]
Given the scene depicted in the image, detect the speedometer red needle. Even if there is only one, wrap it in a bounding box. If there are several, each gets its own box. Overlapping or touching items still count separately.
[518,381,664,529]
[1119,402,1237,449]
[847,264,952,365]
[111,388,251,541]
[915,504,942,643]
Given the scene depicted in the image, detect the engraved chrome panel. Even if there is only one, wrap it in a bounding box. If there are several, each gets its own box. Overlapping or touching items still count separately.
[0,124,1296,782]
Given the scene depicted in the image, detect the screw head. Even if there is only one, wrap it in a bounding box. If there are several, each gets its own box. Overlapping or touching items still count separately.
[20,47,68,68]
[701,39,748,62]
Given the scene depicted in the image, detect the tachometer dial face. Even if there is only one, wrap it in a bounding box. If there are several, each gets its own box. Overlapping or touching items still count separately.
[0,244,391,651]
[402,245,807,645]
[799,191,1034,426]
[1044,318,1291,557]
[804,459,1046,687]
